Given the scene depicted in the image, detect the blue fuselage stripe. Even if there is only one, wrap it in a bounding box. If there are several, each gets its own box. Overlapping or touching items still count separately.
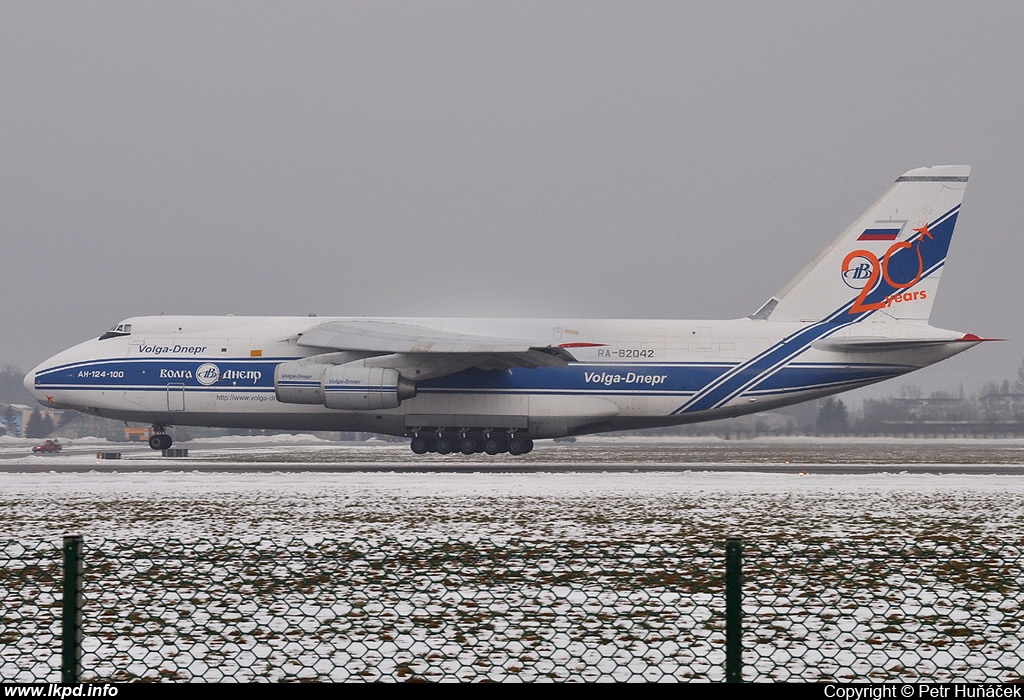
[35,357,915,407]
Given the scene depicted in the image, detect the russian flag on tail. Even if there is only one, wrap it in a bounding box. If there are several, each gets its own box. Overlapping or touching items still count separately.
[857,227,900,241]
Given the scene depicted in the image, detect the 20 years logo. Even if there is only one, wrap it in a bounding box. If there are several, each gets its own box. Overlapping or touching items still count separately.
[842,224,932,314]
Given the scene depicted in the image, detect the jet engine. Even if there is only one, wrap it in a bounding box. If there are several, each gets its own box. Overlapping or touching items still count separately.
[274,362,327,405]
[274,360,416,410]
[322,365,416,410]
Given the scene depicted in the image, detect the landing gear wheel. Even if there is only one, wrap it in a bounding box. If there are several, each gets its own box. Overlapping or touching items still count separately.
[410,437,431,454]
[459,438,477,455]
[508,437,527,456]
[484,438,506,455]
[435,437,454,455]
[148,434,172,451]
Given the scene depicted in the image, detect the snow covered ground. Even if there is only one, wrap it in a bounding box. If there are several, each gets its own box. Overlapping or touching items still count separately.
[3,435,1022,682]
[3,434,1023,541]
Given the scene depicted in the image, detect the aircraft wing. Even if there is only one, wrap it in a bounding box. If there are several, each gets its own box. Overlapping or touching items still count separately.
[295,319,577,377]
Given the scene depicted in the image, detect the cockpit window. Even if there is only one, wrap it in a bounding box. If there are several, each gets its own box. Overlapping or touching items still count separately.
[98,322,132,341]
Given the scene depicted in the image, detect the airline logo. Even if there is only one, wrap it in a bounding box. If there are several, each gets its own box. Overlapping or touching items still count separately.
[196,363,221,386]
[194,363,264,386]
[584,371,667,387]
[139,344,207,355]
[842,255,874,289]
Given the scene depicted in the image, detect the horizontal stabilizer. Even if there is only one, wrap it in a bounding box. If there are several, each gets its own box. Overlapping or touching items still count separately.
[813,333,994,353]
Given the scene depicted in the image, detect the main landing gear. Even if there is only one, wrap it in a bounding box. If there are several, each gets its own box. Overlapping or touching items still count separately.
[148,425,173,451]
[408,430,534,456]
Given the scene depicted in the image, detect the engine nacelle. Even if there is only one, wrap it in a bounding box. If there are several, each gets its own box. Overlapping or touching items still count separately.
[275,360,417,410]
[322,365,416,410]
[274,361,328,405]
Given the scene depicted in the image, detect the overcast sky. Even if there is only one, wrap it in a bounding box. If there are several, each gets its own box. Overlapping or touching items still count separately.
[3,1,1022,401]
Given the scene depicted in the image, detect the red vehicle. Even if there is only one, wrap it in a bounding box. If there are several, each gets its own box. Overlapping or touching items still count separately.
[32,439,62,454]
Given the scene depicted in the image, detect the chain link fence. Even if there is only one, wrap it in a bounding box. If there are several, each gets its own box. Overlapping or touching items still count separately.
[2,536,1021,682]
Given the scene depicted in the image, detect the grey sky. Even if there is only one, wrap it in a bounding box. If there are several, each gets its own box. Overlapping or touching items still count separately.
[3,1,1022,401]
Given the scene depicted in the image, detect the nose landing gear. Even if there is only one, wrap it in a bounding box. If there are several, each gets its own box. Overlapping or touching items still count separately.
[148,425,173,451]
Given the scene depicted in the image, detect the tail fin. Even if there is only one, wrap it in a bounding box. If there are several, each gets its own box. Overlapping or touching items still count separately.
[755,166,970,324]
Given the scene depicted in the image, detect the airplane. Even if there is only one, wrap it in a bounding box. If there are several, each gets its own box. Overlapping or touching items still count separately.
[25,165,992,456]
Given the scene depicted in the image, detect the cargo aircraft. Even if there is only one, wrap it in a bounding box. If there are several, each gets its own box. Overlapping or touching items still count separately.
[25,166,991,455]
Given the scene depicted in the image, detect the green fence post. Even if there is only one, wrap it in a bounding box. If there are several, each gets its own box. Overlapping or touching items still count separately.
[62,535,83,684]
[725,536,743,683]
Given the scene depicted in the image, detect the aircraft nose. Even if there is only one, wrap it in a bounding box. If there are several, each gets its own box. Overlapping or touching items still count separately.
[24,363,46,405]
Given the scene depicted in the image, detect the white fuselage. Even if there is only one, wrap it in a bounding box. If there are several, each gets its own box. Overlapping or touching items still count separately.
[25,314,973,440]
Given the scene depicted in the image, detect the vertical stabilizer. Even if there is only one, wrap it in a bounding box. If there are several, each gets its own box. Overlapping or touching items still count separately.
[761,166,969,324]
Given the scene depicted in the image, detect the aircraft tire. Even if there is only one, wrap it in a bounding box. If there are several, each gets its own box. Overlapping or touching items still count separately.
[523,438,534,454]
[435,437,453,455]
[148,434,172,451]
[459,438,476,455]
[507,437,526,456]
[410,437,431,454]
[484,438,506,455]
